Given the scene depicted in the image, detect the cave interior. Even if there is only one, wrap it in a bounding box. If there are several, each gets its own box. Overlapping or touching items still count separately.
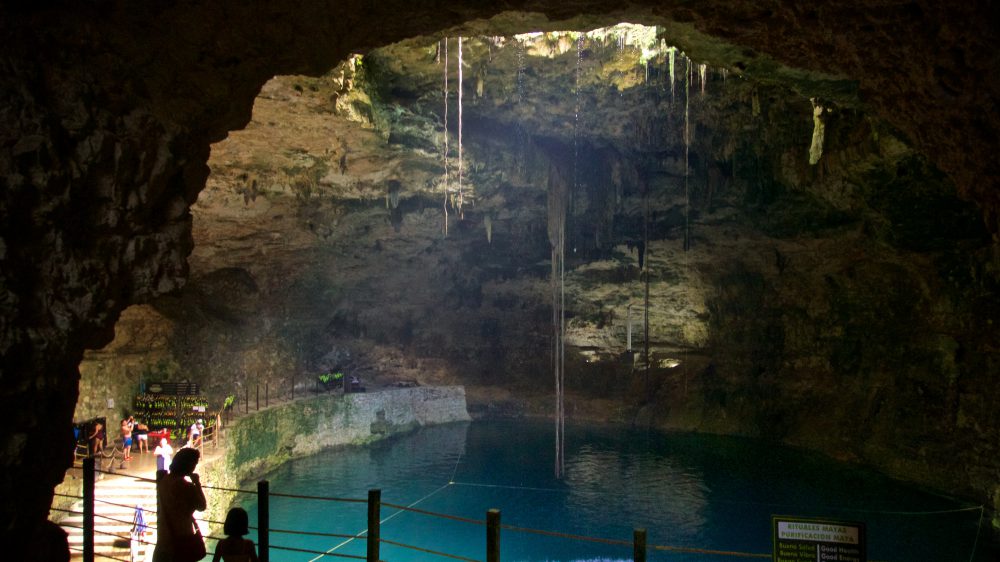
[2,2,1000,559]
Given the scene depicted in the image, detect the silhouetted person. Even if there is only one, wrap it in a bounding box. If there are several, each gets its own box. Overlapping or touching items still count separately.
[212,507,259,562]
[153,448,206,562]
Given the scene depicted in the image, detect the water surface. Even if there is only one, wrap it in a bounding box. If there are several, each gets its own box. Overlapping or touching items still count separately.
[235,420,987,562]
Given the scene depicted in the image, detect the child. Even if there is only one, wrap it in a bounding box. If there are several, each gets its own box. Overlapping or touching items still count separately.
[212,507,258,562]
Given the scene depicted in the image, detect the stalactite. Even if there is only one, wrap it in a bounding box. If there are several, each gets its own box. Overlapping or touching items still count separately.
[684,57,691,251]
[642,174,650,403]
[809,97,826,165]
[516,42,525,103]
[484,215,492,244]
[699,63,707,95]
[547,164,568,479]
[669,48,676,102]
[458,36,464,218]
[442,38,449,236]
[388,180,401,209]
[626,304,633,352]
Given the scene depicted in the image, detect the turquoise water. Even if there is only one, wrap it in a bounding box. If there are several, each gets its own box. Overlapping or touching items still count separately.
[232,420,989,562]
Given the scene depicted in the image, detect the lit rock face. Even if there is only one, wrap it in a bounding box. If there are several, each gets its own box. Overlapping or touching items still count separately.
[1,2,998,559]
[133,30,997,530]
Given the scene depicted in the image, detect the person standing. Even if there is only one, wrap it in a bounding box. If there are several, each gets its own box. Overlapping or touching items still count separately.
[153,448,207,562]
[89,422,104,457]
[135,421,150,453]
[153,438,173,473]
[189,419,204,449]
[120,417,134,461]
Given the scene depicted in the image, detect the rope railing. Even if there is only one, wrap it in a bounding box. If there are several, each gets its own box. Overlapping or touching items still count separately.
[65,457,986,562]
[270,491,367,503]
[269,543,371,559]
[379,537,482,562]
[380,501,485,526]
[270,527,363,540]
[200,482,259,494]
[650,544,771,559]
[58,520,148,538]
[500,522,631,546]
[93,468,158,483]
[67,545,131,562]
[93,497,154,512]
[53,508,158,532]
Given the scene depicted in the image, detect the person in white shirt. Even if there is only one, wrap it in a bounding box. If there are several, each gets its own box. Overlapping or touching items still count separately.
[153,438,173,472]
[189,419,204,449]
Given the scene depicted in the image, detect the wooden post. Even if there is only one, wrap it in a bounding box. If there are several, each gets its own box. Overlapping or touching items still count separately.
[245,386,249,414]
[258,480,270,562]
[83,457,95,562]
[486,509,500,562]
[367,489,381,562]
[256,384,260,411]
[633,528,647,562]
[265,383,269,408]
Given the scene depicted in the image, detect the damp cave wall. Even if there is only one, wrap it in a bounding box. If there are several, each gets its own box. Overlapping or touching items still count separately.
[199,386,471,526]
[1,1,999,559]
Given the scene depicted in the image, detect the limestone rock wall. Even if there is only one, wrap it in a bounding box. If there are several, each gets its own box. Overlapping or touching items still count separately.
[199,386,471,525]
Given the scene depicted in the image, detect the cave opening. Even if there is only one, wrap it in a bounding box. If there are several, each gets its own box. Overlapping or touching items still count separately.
[70,20,996,560]
[3,3,1000,561]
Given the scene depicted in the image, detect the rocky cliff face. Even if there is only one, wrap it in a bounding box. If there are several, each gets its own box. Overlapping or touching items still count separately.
[200,386,470,525]
[2,2,999,559]
[82,26,1000,536]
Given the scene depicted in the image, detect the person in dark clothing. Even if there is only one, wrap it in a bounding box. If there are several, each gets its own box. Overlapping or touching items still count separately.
[152,448,206,562]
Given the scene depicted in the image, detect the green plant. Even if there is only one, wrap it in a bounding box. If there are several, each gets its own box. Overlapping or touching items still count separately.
[318,372,344,384]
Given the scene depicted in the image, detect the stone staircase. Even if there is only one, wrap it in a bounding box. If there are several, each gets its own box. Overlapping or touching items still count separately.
[57,473,157,562]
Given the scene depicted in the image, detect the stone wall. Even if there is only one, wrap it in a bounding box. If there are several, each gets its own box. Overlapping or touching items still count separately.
[75,305,177,422]
[198,386,470,525]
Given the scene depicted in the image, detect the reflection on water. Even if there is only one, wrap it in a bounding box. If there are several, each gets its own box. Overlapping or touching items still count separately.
[565,445,708,537]
[239,420,989,562]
